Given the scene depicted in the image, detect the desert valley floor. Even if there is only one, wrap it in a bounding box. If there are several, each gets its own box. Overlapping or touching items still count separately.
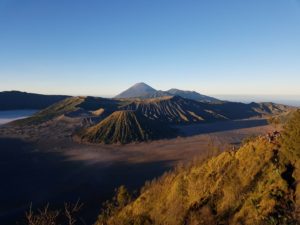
[0,118,275,224]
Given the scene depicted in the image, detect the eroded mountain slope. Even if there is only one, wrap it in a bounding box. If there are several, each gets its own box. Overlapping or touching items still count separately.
[12,96,124,125]
[122,96,290,124]
[78,110,176,144]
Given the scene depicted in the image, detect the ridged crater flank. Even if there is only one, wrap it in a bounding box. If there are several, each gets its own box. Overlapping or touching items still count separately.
[79,110,175,144]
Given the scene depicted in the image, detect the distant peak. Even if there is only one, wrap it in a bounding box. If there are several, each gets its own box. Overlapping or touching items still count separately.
[114,82,157,99]
[133,82,151,87]
[168,88,180,92]
[129,82,155,90]
[168,88,194,92]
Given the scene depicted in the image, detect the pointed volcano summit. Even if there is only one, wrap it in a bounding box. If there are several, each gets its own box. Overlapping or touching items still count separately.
[114,82,157,98]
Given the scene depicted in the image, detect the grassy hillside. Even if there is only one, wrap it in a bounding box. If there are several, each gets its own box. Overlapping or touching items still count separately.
[78,110,176,144]
[96,110,300,225]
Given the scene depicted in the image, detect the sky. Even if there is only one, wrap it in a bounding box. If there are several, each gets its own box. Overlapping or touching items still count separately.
[0,0,299,97]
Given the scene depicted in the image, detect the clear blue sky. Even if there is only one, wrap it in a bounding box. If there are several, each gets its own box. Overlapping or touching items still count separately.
[0,0,299,97]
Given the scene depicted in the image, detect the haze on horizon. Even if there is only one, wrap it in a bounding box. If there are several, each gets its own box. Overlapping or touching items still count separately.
[0,0,299,97]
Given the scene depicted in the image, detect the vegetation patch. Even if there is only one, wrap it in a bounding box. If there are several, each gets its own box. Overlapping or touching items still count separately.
[94,110,300,225]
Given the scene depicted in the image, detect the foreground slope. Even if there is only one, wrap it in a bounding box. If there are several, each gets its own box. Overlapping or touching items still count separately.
[78,110,176,144]
[96,110,300,225]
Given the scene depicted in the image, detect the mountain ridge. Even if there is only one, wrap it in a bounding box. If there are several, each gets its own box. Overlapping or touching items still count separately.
[167,88,219,102]
[0,91,69,110]
[13,95,293,132]
[9,92,294,144]
[114,82,220,102]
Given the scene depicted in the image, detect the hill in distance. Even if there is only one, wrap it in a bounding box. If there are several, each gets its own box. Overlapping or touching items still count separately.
[95,110,300,225]
[8,89,293,145]
[167,88,219,102]
[12,96,125,126]
[78,110,176,144]
[114,82,220,102]
[121,96,226,124]
[0,91,69,110]
[115,82,157,99]
[122,96,291,124]
[13,94,291,127]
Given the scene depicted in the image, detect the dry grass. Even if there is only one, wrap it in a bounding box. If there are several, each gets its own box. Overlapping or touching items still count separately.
[96,117,300,225]
[25,200,84,225]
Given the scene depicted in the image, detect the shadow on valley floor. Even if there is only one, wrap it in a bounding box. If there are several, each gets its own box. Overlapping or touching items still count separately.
[0,138,173,225]
[177,119,269,137]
